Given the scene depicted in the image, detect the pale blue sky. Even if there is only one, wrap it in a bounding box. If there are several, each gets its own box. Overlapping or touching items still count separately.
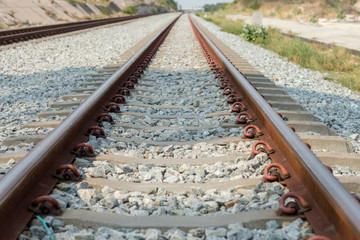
[177,0,233,9]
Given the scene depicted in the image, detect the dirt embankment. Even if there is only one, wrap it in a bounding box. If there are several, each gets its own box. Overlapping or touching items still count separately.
[0,0,172,29]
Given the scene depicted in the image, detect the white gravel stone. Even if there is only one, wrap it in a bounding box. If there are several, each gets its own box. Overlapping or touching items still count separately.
[83,153,271,183]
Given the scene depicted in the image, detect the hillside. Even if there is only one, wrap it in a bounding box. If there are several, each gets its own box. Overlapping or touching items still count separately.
[211,0,360,23]
[0,0,177,29]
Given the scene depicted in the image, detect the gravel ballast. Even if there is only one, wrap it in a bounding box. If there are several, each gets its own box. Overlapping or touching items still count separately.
[194,15,360,153]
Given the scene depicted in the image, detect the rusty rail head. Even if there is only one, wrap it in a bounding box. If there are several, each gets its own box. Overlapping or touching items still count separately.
[0,15,143,36]
[0,14,180,239]
[189,16,360,239]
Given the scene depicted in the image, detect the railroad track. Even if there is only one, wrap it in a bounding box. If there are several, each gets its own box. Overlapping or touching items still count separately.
[0,14,156,46]
[0,13,359,239]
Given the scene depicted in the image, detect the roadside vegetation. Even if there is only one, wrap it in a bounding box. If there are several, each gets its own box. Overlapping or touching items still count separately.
[159,0,178,10]
[217,0,359,22]
[122,5,139,15]
[196,9,360,92]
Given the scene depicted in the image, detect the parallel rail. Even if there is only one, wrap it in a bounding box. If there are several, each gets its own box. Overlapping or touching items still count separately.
[189,16,360,239]
[0,14,157,45]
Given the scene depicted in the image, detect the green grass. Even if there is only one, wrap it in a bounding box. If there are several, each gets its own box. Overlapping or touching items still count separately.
[259,32,360,91]
[196,12,244,35]
[199,13,360,92]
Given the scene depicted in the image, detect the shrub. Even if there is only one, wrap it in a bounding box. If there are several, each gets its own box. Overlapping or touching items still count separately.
[241,24,268,43]
[203,3,228,12]
[159,0,177,10]
[45,9,56,19]
[101,7,111,16]
[309,15,318,23]
[337,10,345,19]
[122,5,138,15]
[249,0,261,10]
[22,20,30,25]
[66,0,78,6]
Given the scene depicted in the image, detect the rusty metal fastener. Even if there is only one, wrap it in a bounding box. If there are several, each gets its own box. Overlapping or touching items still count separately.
[264,163,290,182]
[217,76,227,82]
[105,102,121,113]
[87,126,106,138]
[54,164,82,182]
[231,102,246,113]
[136,67,144,73]
[325,165,333,173]
[304,142,312,149]
[210,63,217,68]
[29,196,62,215]
[289,126,296,132]
[138,63,147,69]
[252,141,275,155]
[131,71,141,78]
[237,112,253,124]
[111,94,126,104]
[220,81,231,89]
[142,58,150,63]
[243,124,262,138]
[73,143,95,157]
[123,81,135,89]
[279,192,311,215]
[212,68,220,74]
[97,113,114,125]
[227,94,241,104]
[223,87,234,96]
[139,63,147,69]
[118,87,131,96]
[215,72,225,78]
[128,76,138,83]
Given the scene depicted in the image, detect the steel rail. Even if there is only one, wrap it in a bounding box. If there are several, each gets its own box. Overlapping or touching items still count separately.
[0,16,135,36]
[0,18,115,36]
[189,15,360,239]
[0,14,157,45]
[0,15,180,239]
